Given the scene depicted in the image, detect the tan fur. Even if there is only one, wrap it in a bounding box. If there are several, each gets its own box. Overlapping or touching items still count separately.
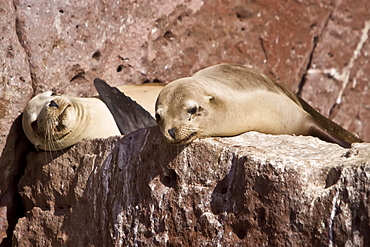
[23,83,164,151]
[155,63,361,147]
[22,91,120,151]
[116,83,165,116]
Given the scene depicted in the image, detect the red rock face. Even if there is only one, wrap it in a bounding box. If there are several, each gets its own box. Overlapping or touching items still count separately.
[13,128,370,246]
[1,0,369,245]
[300,1,370,141]
[2,0,368,147]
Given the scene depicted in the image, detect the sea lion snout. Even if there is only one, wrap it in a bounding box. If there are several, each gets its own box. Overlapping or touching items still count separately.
[49,100,59,108]
[168,127,177,139]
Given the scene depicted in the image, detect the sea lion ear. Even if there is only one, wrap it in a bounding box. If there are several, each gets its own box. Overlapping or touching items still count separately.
[206,96,215,101]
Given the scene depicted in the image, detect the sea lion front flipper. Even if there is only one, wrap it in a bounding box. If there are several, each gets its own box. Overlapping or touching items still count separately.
[94,78,156,135]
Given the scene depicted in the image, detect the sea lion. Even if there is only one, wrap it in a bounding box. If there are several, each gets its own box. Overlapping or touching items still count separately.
[22,91,121,151]
[155,63,362,148]
[23,80,162,151]
[115,83,165,117]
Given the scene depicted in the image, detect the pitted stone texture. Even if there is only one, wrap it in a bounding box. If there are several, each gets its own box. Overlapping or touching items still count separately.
[0,207,7,240]
[0,0,33,152]
[15,127,370,246]
[2,0,370,245]
[300,1,370,141]
[11,0,333,96]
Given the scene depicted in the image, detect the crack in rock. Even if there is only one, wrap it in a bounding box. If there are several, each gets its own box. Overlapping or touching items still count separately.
[297,9,333,96]
[13,1,37,93]
[328,187,340,247]
[307,19,370,105]
[333,19,370,104]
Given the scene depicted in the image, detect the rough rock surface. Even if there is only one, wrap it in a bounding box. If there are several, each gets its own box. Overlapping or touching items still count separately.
[14,127,370,246]
[1,0,370,245]
[300,1,370,141]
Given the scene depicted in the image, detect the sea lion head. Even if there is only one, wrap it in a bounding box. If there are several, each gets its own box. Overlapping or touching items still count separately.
[155,78,220,145]
[22,91,81,151]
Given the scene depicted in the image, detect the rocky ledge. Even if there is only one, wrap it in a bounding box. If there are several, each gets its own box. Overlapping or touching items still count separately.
[13,126,370,246]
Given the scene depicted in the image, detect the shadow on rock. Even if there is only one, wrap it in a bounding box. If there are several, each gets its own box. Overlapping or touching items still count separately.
[0,114,33,246]
[59,126,185,246]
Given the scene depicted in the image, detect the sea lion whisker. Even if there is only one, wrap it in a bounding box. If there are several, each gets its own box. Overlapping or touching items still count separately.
[44,124,54,160]
[179,132,198,144]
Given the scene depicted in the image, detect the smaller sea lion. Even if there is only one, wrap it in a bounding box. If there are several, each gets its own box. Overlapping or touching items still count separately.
[155,63,362,148]
[23,80,163,151]
[22,91,121,151]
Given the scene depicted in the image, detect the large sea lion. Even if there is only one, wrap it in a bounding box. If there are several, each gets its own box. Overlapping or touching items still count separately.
[23,80,163,151]
[155,63,362,148]
[115,83,165,117]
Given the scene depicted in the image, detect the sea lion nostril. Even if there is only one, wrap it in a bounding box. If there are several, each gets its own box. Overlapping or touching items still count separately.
[49,100,59,108]
[168,128,177,139]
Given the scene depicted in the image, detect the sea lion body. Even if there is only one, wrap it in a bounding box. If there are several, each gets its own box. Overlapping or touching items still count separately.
[155,64,362,147]
[116,83,165,117]
[22,92,120,151]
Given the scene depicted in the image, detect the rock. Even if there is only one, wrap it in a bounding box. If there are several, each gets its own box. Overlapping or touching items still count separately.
[0,0,33,154]
[1,0,370,245]
[11,0,326,96]
[300,0,370,141]
[0,116,32,246]
[0,207,8,241]
[14,127,370,246]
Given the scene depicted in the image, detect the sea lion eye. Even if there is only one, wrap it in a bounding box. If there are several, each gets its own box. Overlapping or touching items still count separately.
[49,100,59,108]
[155,113,161,122]
[188,107,197,115]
